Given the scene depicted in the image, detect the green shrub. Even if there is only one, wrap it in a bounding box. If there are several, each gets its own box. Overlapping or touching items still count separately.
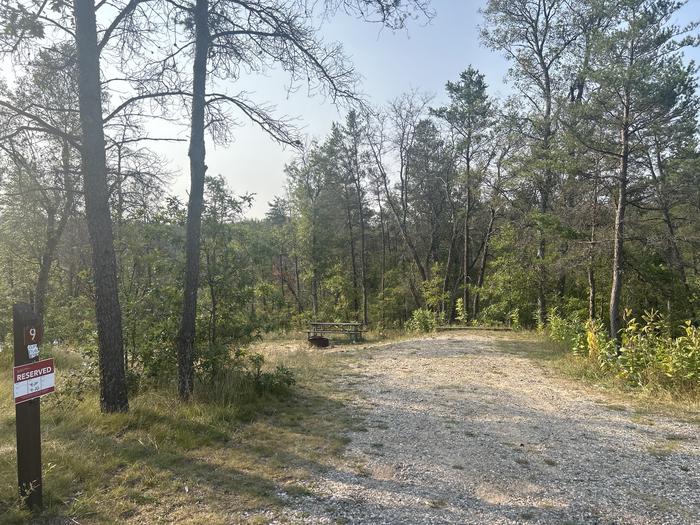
[665,321,700,382]
[455,298,468,324]
[547,308,586,355]
[549,309,700,391]
[197,348,296,409]
[406,308,438,333]
[618,310,666,385]
[585,319,617,371]
[509,309,522,331]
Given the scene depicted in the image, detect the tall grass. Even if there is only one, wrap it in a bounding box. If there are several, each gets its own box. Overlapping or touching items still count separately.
[0,342,353,524]
[547,309,700,400]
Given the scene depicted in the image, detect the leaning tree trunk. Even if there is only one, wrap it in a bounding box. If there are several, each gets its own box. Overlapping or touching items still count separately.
[442,213,457,319]
[73,0,128,412]
[176,0,209,401]
[34,209,57,320]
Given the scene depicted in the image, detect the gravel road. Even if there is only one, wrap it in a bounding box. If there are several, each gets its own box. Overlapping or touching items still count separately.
[281,332,699,525]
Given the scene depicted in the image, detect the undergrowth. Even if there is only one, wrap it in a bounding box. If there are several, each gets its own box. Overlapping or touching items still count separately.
[0,343,355,524]
[546,308,700,403]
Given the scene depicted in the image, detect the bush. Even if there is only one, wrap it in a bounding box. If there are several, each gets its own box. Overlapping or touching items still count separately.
[547,308,586,355]
[455,298,468,324]
[585,319,617,371]
[508,308,522,331]
[665,321,700,382]
[406,308,438,333]
[548,309,700,391]
[198,348,296,409]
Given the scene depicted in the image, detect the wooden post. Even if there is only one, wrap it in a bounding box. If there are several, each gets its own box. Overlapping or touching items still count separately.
[13,303,43,510]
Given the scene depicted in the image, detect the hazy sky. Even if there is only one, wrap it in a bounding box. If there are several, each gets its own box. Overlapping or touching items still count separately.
[156,0,700,219]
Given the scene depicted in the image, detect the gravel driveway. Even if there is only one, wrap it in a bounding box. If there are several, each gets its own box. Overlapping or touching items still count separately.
[281,332,699,525]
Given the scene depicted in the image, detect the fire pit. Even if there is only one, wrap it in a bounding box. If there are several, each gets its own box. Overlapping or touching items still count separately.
[307,335,330,348]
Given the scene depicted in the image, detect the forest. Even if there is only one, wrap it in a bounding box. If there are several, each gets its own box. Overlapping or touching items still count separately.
[1,0,699,414]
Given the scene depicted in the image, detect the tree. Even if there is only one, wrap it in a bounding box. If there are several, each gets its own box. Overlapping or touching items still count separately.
[161,0,432,400]
[0,46,79,319]
[0,1,146,411]
[482,0,580,325]
[432,66,493,320]
[72,0,129,411]
[574,0,698,342]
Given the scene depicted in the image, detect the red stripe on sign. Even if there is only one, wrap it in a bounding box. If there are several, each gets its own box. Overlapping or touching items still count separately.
[15,386,55,404]
[13,358,54,382]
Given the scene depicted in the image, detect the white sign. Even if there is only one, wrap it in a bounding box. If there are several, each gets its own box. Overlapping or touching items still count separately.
[27,344,39,359]
[13,358,55,404]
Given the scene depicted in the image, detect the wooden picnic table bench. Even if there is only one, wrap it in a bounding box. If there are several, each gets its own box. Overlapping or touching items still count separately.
[307,322,365,343]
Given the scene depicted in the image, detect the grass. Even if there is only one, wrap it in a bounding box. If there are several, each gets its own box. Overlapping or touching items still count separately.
[0,342,363,524]
[3,328,693,522]
[496,332,700,421]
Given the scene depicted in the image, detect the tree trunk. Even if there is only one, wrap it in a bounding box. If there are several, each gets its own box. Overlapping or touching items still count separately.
[536,47,554,328]
[73,0,128,412]
[588,179,598,321]
[588,264,596,322]
[310,209,319,318]
[343,186,360,316]
[442,216,457,319]
[35,141,75,319]
[206,251,217,346]
[293,253,303,313]
[650,150,690,304]
[176,0,209,401]
[353,174,369,325]
[376,189,386,326]
[462,165,471,320]
[472,206,496,318]
[610,103,630,345]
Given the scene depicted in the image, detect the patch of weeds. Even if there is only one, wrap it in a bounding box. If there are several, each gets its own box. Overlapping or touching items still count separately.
[506,333,700,419]
[647,442,679,460]
[598,402,628,412]
[629,491,692,518]
[353,464,371,477]
[285,484,314,498]
[665,433,691,441]
[247,516,271,525]
[630,414,655,426]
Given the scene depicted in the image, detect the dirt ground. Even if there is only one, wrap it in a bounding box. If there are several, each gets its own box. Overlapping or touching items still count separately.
[272,332,699,524]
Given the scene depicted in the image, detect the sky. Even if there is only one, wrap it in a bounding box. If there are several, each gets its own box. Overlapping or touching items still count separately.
[158,0,512,218]
[148,0,700,218]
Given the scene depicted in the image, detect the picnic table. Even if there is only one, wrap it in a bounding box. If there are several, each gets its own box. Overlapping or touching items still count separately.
[307,322,365,343]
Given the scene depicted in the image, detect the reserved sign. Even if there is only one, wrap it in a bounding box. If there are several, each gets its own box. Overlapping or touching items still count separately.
[13,358,55,404]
